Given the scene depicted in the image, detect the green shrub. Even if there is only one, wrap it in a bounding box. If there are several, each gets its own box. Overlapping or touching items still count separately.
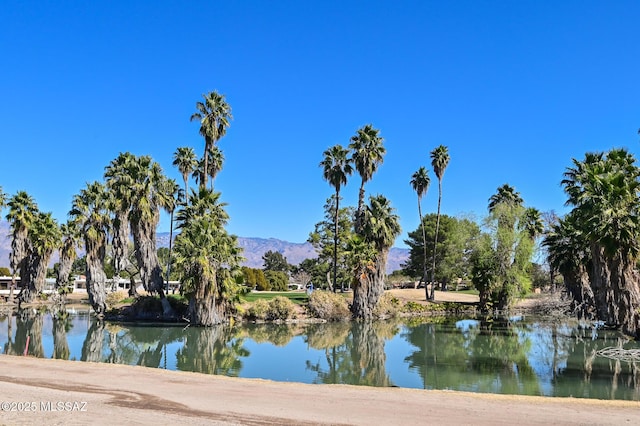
[266,296,297,320]
[307,290,350,321]
[402,301,427,313]
[247,299,270,320]
[246,297,297,321]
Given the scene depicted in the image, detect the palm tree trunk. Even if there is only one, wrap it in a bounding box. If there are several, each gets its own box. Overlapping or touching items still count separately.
[351,249,389,319]
[189,269,225,326]
[333,190,340,293]
[202,137,211,189]
[166,208,174,294]
[86,239,107,317]
[356,181,366,233]
[417,197,428,298]
[430,180,443,300]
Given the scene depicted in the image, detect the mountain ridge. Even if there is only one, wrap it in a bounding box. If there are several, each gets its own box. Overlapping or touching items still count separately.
[0,222,408,273]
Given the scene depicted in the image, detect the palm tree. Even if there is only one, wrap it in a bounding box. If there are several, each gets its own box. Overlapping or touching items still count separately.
[561,148,640,336]
[0,187,5,210]
[18,212,61,304]
[105,153,175,315]
[349,125,386,232]
[174,188,243,325]
[207,146,224,189]
[320,144,353,292]
[410,167,430,295]
[6,191,38,301]
[190,91,232,189]
[164,179,181,293]
[70,181,110,316]
[351,195,401,319]
[56,219,81,295]
[429,145,450,300]
[522,207,544,239]
[488,183,524,212]
[542,213,594,317]
[172,147,198,203]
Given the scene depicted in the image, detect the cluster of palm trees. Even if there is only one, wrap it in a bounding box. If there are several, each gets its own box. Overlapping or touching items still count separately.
[1,90,239,326]
[544,148,640,337]
[320,125,401,319]
[1,189,62,304]
[410,145,450,300]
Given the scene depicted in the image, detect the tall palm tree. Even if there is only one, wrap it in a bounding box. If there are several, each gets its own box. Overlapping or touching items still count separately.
[320,144,353,292]
[164,179,181,293]
[6,191,38,301]
[561,148,640,336]
[70,181,110,316]
[56,219,81,295]
[542,213,594,317]
[172,147,198,203]
[410,167,430,295]
[19,212,61,304]
[190,91,232,189]
[105,153,136,292]
[351,195,401,319]
[349,125,386,232]
[105,154,175,315]
[174,188,243,325]
[429,145,450,300]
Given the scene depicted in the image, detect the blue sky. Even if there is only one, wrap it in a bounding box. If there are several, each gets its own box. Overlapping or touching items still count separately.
[1,1,638,247]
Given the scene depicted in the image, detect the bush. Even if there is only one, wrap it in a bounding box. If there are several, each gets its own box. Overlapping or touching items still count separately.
[266,296,297,320]
[247,299,270,320]
[246,297,297,321]
[402,301,427,314]
[106,290,129,309]
[307,290,350,321]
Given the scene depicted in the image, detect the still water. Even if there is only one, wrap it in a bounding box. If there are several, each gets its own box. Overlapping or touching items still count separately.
[1,308,639,401]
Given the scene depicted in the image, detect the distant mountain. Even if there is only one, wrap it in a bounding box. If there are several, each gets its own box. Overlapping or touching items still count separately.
[0,221,408,274]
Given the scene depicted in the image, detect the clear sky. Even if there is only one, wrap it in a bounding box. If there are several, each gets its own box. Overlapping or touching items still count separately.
[1,1,639,247]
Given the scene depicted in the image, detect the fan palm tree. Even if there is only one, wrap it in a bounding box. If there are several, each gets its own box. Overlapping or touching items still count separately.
[488,183,524,212]
[429,145,450,300]
[190,91,232,189]
[522,207,544,239]
[542,213,594,317]
[6,191,38,301]
[207,146,224,189]
[56,219,81,295]
[349,125,386,232]
[410,167,431,294]
[172,147,198,203]
[173,188,243,325]
[351,195,401,319]
[320,144,353,292]
[18,212,61,304]
[106,154,175,315]
[70,181,110,316]
[560,148,640,335]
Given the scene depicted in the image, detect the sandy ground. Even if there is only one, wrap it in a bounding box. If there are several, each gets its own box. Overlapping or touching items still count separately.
[1,355,639,426]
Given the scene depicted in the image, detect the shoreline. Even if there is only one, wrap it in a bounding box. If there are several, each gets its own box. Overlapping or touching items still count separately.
[1,355,639,425]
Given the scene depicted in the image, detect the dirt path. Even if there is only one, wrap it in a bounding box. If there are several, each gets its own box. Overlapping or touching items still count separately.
[1,355,639,425]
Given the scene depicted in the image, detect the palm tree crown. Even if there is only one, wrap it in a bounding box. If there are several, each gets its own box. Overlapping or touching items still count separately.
[173,147,198,201]
[430,145,450,181]
[488,183,523,212]
[190,91,232,189]
[349,124,385,229]
[320,145,353,195]
[410,167,430,202]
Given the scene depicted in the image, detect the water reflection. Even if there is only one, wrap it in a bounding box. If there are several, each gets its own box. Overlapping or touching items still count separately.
[1,309,640,400]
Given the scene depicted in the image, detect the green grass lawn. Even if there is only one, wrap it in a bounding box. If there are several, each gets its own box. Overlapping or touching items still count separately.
[241,291,309,305]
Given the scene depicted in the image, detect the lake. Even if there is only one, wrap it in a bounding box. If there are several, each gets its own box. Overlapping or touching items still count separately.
[1,308,639,401]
